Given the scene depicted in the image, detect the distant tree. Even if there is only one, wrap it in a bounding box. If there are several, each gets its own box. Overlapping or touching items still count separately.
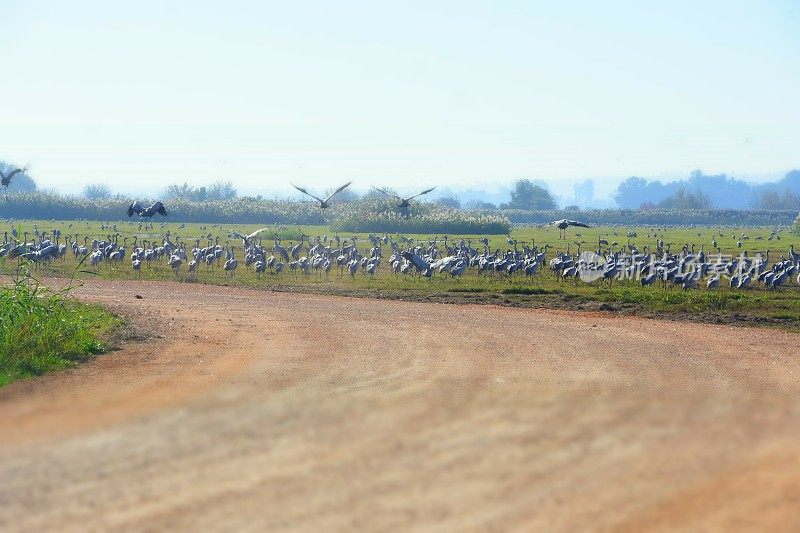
[325,186,359,203]
[780,169,800,193]
[657,188,711,209]
[163,180,237,201]
[686,170,751,208]
[464,199,497,210]
[83,183,111,199]
[572,179,595,207]
[436,195,461,209]
[756,189,800,210]
[363,186,398,200]
[613,177,649,208]
[504,179,557,210]
[0,161,36,193]
[206,180,237,200]
[613,176,683,208]
[163,182,196,200]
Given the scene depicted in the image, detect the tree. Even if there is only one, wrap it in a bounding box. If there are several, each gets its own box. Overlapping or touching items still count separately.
[0,161,36,193]
[686,170,751,208]
[83,183,111,199]
[756,189,800,210]
[162,180,237,201]
[436,195,461,209]
[206,180,237,201]
[504,179,557,210]
[325,186,359,203]
[465,199,497,210]
[572,179,595,207]
[363,186,398,200]
[163,182,195,200]
[613,177,649,208]
[657,188,711,209]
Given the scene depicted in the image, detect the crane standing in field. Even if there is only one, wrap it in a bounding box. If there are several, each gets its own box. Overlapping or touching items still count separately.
[548,219,591,240]
[291,181,353,209]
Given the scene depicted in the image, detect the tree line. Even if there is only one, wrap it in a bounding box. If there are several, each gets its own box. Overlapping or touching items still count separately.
[2,159,799,211]
[613,170,800,210]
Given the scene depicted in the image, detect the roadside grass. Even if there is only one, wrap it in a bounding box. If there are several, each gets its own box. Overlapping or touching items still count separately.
[0,262,121,387]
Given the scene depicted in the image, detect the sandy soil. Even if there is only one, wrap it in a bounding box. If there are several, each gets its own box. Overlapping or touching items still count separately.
[1,279,799,532]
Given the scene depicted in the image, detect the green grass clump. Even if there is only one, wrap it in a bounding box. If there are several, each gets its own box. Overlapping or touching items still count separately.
[0,272,119,387]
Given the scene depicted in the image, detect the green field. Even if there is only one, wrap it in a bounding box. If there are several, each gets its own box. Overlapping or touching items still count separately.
[3,219,800,330]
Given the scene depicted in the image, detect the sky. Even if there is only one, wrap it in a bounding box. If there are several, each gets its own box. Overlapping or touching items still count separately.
[1,1,798,199]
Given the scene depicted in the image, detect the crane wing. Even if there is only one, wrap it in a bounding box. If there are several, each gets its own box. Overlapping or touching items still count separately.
[128,200,144,217]
[567,220,590,228]
[405,186,437,201]
[246,227,272,240]
[152,201,168,216]
[371,186,402,201]
[324,181,353,203]
[291,183,324,203]
[1,167,24,187]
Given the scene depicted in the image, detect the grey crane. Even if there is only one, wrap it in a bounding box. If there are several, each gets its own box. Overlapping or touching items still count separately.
[548,219,590,240]
[0,165,27,198]
[371,186,436,213]
[229,227,272,246]
[291,181,352,209]
[128,200,168,219]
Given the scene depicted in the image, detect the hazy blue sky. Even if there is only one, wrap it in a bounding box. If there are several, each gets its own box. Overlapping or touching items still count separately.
[2,1,798,197]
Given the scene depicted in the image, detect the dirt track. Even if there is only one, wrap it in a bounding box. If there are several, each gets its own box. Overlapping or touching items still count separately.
[1,279,799,532]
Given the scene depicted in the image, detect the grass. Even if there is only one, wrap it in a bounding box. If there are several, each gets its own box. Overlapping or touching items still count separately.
[4,219,800,330]
[0,262,121,387]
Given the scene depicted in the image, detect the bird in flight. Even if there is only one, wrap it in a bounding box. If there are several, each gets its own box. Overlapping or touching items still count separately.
[548,219,590,239]
[291,181,352,209]
[0,166,27,197]
[229,227,272,246]
[128,200,168,219]
[371,186,437,211]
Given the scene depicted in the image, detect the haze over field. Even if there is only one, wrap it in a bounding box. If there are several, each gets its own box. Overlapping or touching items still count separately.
[1,1,798,203]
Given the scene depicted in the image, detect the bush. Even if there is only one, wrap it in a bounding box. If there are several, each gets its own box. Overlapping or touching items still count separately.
[83,183,112,199]
[0,268,117,386]
[658,188,711,209]
[330,199,510,234]
[757,190,800,210]
[1,191,794,230]
[504,179,557,210]
[0,192,330,225]
[164,180,238,201]
[0,192,510,233]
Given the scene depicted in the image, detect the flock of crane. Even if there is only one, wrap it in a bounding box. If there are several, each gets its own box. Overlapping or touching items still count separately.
[0,170,798,292]
[2,218,799,293]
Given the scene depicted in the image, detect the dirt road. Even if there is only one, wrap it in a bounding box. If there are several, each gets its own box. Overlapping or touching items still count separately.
[1,279,799,532]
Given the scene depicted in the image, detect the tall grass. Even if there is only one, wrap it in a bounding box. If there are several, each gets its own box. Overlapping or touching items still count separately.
[331,199,511,234]
[0,261,119,386]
